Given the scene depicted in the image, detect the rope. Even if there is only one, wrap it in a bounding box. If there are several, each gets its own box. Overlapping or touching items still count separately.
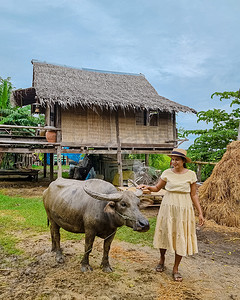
[115,210,138,222]
[83,229,118,255]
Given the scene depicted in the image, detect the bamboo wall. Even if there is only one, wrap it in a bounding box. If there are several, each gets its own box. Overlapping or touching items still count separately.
[61,107,174,147]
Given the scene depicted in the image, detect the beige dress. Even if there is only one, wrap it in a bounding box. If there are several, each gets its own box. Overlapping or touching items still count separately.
[153,168,198,256]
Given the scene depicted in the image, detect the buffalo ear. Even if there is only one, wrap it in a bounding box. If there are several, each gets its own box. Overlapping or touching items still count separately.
[104,201,116,214]
[139,198,154,209]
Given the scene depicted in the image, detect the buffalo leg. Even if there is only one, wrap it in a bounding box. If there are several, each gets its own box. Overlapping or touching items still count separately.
[101,232,116,272]
[81,231,95,272]
[50,220,64,263]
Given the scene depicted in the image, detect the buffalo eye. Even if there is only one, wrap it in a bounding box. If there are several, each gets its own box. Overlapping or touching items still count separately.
[121,202,127,207]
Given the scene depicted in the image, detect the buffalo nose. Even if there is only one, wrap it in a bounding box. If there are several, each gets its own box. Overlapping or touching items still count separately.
[138,219,150,231]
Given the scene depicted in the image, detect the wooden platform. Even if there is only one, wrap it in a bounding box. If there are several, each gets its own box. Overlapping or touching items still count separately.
[0,169,40,181]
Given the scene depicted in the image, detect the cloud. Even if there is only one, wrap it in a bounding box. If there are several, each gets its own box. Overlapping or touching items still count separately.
[158,35,212,78]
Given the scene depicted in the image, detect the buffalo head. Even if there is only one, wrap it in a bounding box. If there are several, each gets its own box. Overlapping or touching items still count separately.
[83,179,150,232]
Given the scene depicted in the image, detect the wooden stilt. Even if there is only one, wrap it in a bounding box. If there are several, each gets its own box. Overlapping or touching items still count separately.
[145,154,149,166]
[50,153,54,181]
[44,153,47,178]
[57,146,62,178]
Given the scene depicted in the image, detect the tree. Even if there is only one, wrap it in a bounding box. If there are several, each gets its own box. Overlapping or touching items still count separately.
[212,90,240,140]
[0,77,44,168]
[0,77,12,109]
[182,90,240,179]
[0,77,44,127]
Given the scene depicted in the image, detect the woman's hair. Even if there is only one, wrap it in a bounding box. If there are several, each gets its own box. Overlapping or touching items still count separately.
[182,157,187,168]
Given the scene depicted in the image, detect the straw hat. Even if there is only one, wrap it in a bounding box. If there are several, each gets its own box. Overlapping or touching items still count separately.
[168,148,191,163]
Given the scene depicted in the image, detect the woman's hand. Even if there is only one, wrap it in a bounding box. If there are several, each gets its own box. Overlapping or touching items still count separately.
[198,214,205,226]
[138,184,149,190]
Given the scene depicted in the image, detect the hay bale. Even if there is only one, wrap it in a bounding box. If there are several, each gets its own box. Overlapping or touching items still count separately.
[199,140,240,227]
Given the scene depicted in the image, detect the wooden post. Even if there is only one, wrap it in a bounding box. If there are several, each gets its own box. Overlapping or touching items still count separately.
[50,153,54,181]
[57,146,62,178]
[196,164,202,182]
[115,111,123,186]
[43,153,47,178]
[55,103,62,143]
[145,154,149,166]
[172,112,177,146]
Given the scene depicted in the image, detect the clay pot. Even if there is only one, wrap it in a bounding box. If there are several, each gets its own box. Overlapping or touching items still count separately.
[46,130,57,143]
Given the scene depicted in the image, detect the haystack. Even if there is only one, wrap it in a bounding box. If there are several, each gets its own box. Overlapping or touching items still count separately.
[198,140,240,227]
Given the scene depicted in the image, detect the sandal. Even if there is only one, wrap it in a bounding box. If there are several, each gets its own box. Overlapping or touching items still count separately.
[172,272,183,282]
[155,263,165,272]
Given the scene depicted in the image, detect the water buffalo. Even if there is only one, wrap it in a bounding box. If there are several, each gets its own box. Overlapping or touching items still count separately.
[43,178,150,272]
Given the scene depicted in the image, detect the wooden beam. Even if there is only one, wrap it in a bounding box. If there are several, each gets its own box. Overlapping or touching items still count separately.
[191,161,217,165]
[121,143,174,148]
[0,139,60,145]
[60,142,174,149]
[0,147,35,154]
[0,146,173,155]
[34,149,57,154]
[0,124,61,130]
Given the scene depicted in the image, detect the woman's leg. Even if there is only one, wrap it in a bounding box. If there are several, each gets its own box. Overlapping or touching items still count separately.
[156,248,166,272]
[160,248,166,264]
[172,253,183,281]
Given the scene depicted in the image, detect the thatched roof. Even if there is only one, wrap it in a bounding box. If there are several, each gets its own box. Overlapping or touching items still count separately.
[12,60,196,113]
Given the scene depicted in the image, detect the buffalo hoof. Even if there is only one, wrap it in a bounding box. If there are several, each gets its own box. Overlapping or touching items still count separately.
[81,264,93,272]
[102,266,113,273]
[56,251,65,264]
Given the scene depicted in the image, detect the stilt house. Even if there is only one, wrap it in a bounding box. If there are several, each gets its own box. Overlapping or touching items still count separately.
[9,60,196,183]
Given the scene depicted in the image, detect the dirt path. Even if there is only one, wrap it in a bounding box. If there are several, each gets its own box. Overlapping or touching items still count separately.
[0,179,240,299]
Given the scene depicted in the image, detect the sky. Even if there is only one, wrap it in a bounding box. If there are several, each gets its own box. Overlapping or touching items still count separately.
[1,0,240,148]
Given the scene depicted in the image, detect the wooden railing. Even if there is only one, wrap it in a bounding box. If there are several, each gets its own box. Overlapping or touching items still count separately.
[0,124,60,136]
[191,161,217,182]
[0,125,61,146]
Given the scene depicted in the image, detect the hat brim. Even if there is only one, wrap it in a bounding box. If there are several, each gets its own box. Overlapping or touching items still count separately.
[168,154,191,163]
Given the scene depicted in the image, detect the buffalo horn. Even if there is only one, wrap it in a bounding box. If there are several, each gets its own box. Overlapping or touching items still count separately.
[83,185,123,202]
[134,189,143,197]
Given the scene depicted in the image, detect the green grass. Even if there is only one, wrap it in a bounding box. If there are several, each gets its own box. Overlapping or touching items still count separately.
[0,194,47,230]
[31,165,70,179]
[32,165,70,171]
[0,192,156,256]
[0,194,47,255]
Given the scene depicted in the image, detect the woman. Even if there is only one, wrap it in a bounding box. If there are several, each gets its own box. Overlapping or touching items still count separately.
[139,148,204,282]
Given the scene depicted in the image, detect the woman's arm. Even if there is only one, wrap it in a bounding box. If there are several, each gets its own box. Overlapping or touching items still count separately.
[190,182,205,226]
[138,178,166,192]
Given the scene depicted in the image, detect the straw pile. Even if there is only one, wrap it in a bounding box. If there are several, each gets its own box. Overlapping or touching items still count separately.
[198,140,240,228]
